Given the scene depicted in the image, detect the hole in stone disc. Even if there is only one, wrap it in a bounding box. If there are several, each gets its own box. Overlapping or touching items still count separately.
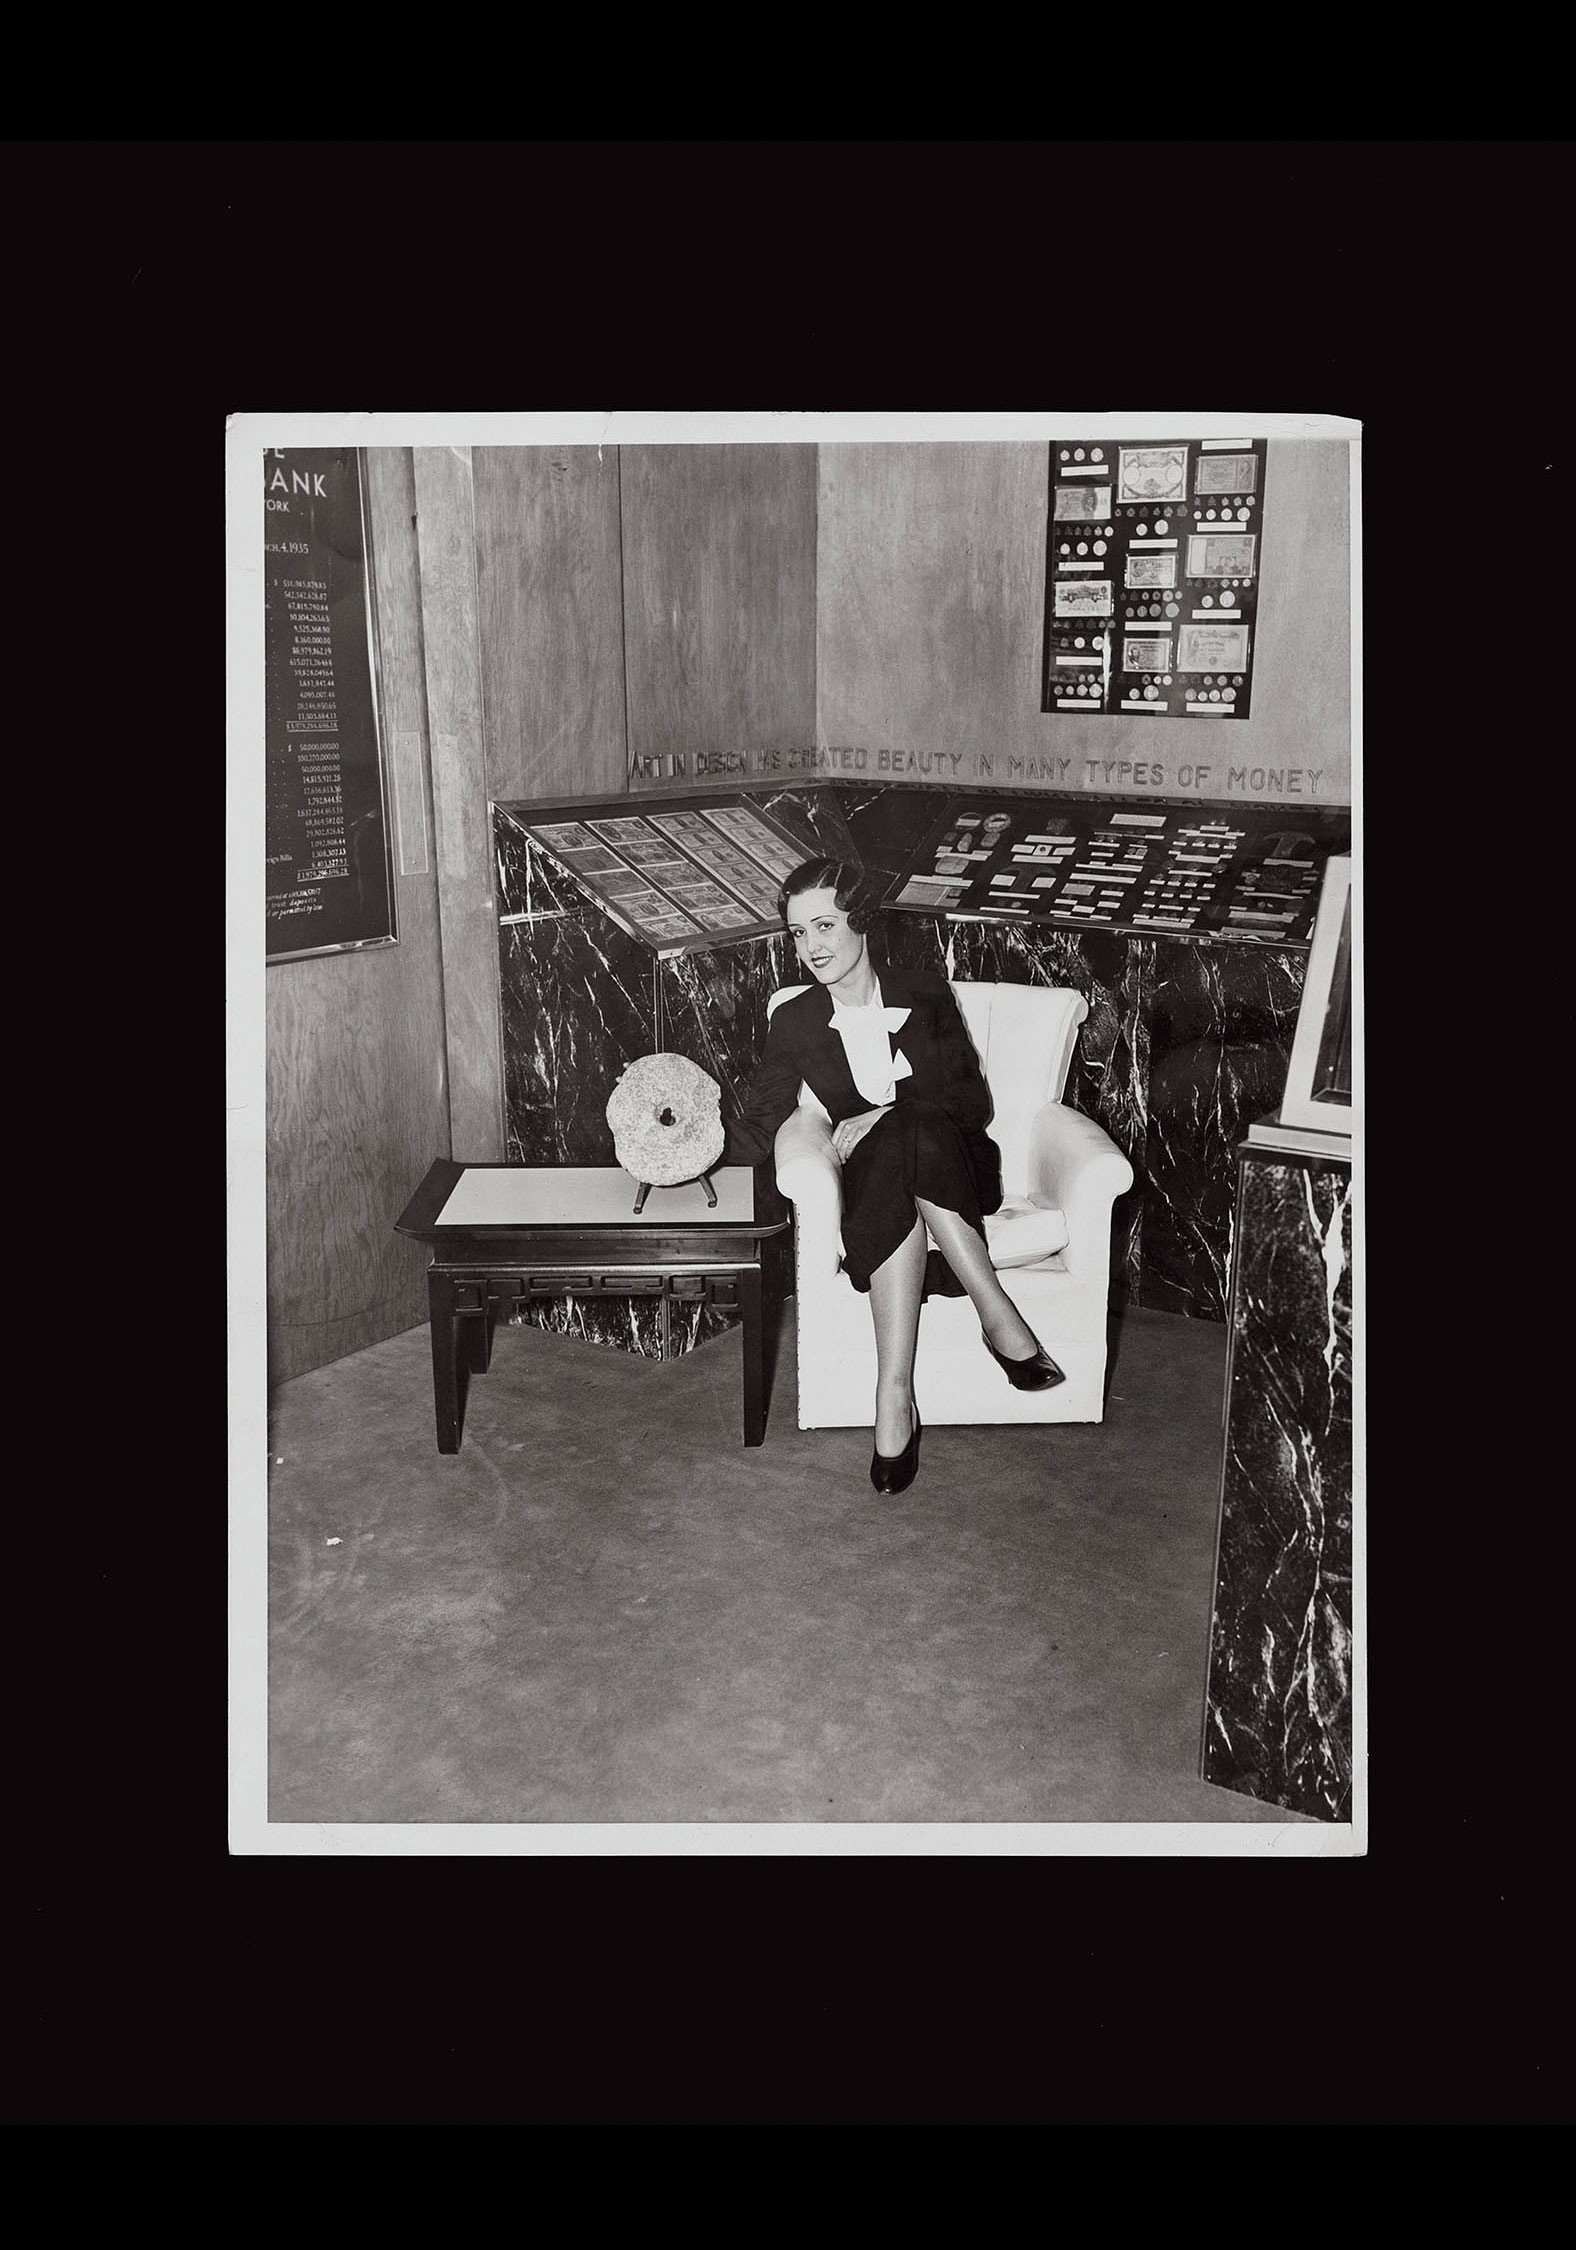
[658,1107,676,1126]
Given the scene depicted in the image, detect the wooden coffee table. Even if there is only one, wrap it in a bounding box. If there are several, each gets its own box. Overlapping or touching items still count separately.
[394,1160,789,1454]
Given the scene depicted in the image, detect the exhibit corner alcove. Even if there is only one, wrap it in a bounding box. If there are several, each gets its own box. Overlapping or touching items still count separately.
[491,775,1349,1357]
[263,431,1354,1385]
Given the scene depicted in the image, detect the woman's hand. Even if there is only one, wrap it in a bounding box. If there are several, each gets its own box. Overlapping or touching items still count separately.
[831,1107,890,1163]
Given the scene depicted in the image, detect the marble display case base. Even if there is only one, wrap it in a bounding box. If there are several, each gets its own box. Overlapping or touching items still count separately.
[1203,1144,1353,1822]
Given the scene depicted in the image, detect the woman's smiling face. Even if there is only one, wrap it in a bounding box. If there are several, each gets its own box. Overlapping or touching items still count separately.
[786,886,868,996]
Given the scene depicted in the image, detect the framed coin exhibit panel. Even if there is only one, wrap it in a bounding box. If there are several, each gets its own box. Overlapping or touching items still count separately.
[1042,437,1268,722]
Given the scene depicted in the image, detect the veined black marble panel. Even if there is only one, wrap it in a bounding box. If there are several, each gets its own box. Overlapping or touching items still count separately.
[940,923,1147,1130]
[497,843,657,1169]
[940,920,1148,1305]
[658,931,792,1119]
[753,784,856,865]
[503,1291,740,1360]
[494,812,662,1359]
[872,913,949,981]
[1204,1149,1353,1823]
[657,935,786,1358]
[836,783,954,881]
[1140,943,1306,1320]
[507,1293,669,1358]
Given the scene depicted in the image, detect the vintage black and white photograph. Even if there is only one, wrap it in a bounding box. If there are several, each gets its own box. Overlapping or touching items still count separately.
[230,407,1361,1861]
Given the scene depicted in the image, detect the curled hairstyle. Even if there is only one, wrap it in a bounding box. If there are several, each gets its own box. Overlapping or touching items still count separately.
[778,857,881,936]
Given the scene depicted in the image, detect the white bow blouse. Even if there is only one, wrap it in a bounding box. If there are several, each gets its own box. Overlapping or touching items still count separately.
[827,983,913,1110]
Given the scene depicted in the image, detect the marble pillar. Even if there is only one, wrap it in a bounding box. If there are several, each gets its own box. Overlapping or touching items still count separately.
[1143,944,1307,1320]
[1203,1147,1353,1822]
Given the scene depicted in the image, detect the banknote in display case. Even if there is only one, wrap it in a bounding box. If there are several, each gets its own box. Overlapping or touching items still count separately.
[1053,579,1114,617]
[1195,452,1259,494]
[1117,446,1188,503]
[1053,483,1113,520]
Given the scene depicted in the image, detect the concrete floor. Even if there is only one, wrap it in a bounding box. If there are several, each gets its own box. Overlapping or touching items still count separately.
[261,1303,1311,1830]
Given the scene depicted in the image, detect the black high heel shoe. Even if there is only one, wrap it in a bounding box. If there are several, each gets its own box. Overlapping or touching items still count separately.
[983,1333,1067,1391]
[870,1403,922,1494]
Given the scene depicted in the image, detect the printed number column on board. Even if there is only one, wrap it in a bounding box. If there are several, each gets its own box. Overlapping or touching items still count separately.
[1043,439,1267,721]
[264,448,395,960]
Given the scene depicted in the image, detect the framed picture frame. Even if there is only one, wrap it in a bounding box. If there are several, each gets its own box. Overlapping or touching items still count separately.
[1280,855,1353,1135]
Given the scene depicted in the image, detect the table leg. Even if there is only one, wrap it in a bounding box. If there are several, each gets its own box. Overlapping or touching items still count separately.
[428,1270,469,1453]
[464,1303,495,1374]
[739,1263,765,1447]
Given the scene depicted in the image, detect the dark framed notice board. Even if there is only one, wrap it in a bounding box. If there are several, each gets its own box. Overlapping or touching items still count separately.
[265,448,396,962]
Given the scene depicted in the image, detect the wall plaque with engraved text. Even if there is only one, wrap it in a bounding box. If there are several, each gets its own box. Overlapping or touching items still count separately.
[265,448,396,961]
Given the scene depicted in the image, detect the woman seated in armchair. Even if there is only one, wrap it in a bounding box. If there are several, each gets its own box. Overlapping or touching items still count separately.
[724,858,1063,1495]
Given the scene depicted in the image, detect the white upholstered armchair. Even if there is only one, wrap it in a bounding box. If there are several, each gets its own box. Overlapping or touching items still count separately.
[771,980,1135,1428]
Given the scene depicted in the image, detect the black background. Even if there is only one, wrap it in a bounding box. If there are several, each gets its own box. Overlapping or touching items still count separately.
[9,137,1563,2135]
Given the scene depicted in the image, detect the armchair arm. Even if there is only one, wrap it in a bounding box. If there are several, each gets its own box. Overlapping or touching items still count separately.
[773,1107,844,1283]
[1026,1102,1136,1278]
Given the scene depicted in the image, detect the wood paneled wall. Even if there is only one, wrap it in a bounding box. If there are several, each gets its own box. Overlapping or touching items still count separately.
[622,445,818,777]
[412,447,504,1163]
[473,445,627,802]
[816,439,1351,802]
[265,448,449,1387]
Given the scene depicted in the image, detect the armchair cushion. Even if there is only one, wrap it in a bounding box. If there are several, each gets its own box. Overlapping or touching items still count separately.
[982,1196,1070,1268]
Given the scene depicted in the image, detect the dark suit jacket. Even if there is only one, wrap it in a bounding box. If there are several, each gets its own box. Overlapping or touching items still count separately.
[723,967,1000,1201]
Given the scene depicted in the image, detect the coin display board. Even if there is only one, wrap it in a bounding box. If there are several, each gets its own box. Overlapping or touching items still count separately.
[1041,437,1268,721]
[882,792,1347,944]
